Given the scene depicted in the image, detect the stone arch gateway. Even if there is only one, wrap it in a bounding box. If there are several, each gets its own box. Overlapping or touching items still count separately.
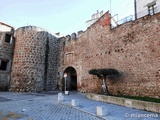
[63,66,77,91]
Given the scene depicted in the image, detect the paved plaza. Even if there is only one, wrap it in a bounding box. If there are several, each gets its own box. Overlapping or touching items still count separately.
[0,91,159,120]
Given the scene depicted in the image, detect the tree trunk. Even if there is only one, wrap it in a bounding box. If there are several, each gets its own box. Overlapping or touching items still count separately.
[102,77,110,95]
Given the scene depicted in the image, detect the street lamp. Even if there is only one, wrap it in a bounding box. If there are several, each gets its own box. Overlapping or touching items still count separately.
[64,73,69,95]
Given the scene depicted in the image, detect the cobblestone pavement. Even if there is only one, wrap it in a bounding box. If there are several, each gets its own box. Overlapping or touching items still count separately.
[0,91,103,120]
[0,91,159,120]
[60,92,160,120]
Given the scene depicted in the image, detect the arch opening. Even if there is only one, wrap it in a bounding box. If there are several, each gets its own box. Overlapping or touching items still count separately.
[63,67,77,91]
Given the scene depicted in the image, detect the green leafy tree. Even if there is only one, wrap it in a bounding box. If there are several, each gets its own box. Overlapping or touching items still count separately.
[88,68,120,95]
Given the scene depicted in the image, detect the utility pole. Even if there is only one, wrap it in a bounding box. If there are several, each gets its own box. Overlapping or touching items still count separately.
[110,0,111,15]
[110,0,112,28]
[134,0,137,20]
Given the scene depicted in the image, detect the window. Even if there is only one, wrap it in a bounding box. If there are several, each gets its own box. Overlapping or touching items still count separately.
[5,34,12,43]
[0,60,9,71]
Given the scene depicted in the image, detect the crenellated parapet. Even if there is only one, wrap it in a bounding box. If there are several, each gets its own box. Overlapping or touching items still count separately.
[60,30,84,46]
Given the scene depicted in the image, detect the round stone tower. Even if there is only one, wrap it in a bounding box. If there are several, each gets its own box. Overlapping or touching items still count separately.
[10,26,58,92]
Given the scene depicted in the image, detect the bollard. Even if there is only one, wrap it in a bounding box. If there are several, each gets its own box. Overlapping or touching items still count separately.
[71,99,79,107]
[65,91,69,95]
[58,93,62,96]
[58,93,64,102]
[96,106,108,116]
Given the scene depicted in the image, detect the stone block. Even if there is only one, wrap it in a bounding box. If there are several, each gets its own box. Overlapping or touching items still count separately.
[58,95,64,102]
[71,99,79,107]
[96,106,108,116]
[125,100,132,108]
[65,91,69,95]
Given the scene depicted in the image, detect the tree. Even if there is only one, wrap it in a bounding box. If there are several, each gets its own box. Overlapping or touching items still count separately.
[88,68,120,95]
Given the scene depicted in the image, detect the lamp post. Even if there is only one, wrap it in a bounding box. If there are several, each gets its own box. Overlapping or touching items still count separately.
[64,73,68,95]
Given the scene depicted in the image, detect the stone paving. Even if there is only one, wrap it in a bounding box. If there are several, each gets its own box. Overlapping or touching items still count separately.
[0,91,103,120]
[60,92,160,120]
[0,91,159,120]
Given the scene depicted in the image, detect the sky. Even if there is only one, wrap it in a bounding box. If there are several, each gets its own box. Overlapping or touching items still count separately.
[0,0,134,35]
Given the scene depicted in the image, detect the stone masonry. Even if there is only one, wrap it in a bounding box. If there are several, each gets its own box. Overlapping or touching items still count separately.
[60,11,160,98]
[0,11,160,99]
[0,22,14,91]
[10,26,59,92]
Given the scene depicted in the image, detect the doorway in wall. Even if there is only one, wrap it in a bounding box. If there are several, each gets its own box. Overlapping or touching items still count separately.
[63,67,77,91]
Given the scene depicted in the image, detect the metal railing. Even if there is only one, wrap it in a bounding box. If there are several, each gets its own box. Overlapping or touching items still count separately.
[117,15,134,25]
[111,15,134,29]
[111,5,160,29]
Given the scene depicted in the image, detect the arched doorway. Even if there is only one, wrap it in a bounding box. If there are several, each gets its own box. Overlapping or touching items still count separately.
[63,67,77,91]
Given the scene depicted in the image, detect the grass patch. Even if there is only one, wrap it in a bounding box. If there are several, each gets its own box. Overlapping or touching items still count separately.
[111,95,160,103]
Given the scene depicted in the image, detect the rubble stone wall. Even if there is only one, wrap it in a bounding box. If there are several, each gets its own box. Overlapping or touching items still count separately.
[0,30,14,90]
[10,26,58,92]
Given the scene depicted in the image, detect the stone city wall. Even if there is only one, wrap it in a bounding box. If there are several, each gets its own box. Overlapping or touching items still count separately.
[10,26,59,92]
[62,11,160,98]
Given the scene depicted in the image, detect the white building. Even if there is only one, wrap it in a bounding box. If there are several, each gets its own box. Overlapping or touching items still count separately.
[136,0,160,18]
[0,22,13,32]
[86,10,104,28]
